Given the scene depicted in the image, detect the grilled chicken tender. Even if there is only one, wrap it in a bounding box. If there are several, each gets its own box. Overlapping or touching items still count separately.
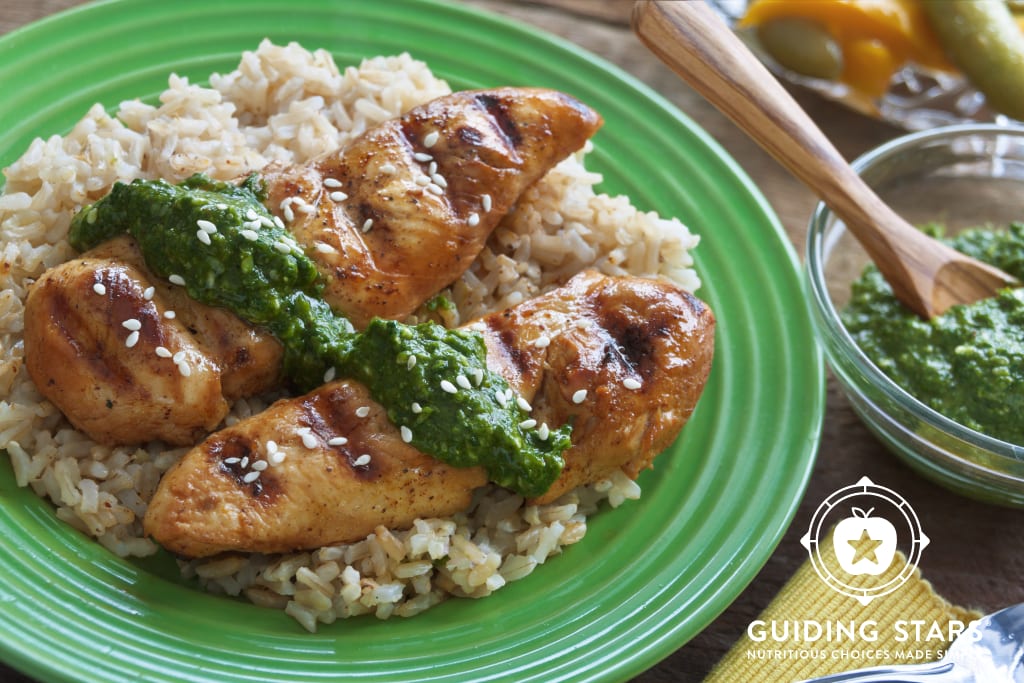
[23,236,282,446]
[262,87,603,328]
[478,270,715,504]
[23,87,601,447]
[144,271,714,557]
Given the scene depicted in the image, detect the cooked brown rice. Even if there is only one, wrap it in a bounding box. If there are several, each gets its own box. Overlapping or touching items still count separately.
[0,40,699,631]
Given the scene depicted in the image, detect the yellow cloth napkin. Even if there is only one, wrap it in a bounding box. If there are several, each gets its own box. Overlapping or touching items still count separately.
[706,529,981,682]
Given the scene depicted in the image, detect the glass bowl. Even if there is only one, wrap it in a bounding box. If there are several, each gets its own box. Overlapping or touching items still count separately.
[806,123,1024,506]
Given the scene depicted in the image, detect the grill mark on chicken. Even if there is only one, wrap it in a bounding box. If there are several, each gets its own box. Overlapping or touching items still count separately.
[209,435,275,500]
[457,126,484,146]
[298,387,379,481]
[474,93,522,148]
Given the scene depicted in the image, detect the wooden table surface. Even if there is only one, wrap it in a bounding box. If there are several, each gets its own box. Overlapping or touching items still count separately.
[3,1,1024,682]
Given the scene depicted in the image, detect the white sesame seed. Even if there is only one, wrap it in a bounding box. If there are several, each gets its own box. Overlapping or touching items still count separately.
[92,283,106,296]
[125,331,140,348]
[423,131,440,148]
[572,389,588,404]
[215,203,227,210]
[467,212,480,227]
[355,406,371,418]
[413,152,433,162]
[415,175,431,187]
[197,219,217,233]
[361,219,374,233]
[172,351,186,363]
[155,346,172,358]
[411,402,422,414]
[323,178,343,188]
[196,229,212,245]
[495,391,508,408]
[379,162,397,174]
[122,318,141,331]
[274,241,292,254]
[240,456,249,468]
[260,216,276,228]
[282,205,295,222]
[472,368,484,386]
[177,361,191,377]
[224,457,241,465]
[143,286,155,300]
[273,216,285,229]
[576,319,593,330]
[168,274,185,286]
[516,396,532,412]
[534,335,551,349]
[406,355,417,370]
[538,423,550,440]
[323,366,336,382]
[426,183,444,196]
[164,310,176,319]
[400,426,413,443]
[301,432,318,449]
[482,194,492,212]
[243,471,260,484]
[431,174,448,189]
[353,454,371,467]
[315,242,335,253]
[456,375,472,390]
[245,209,259,220]
[440,380,458,394]
[268,450,287,466]
[240,229,259,241]
[297,203,316,215]
[469,322,487,332]
[329,191,348,202]
[519,419,537,429]
[623,378,643,390]
[251,460,268,472]
[328,436,349,446]
[428,161,438,176]
[242,219,261,230]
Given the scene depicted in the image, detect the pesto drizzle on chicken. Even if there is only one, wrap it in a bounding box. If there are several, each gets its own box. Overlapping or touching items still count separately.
[69,173,570,497]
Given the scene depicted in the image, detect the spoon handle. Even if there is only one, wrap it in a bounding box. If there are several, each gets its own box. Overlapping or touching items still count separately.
[630,0,990,317]
[798,660,973,682]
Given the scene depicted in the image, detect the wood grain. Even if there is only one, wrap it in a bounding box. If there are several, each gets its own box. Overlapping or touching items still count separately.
[2,2,1024,683]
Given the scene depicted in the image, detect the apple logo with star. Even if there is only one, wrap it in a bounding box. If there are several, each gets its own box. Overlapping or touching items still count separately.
[801,476,929,605]
[832,507,897,576]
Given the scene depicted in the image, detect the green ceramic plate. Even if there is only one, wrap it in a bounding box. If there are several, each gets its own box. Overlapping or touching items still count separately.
[0,1,824,681]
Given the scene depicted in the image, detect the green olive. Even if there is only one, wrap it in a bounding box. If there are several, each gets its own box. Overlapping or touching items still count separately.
[923,0,1024,120]
[756,17,843,81]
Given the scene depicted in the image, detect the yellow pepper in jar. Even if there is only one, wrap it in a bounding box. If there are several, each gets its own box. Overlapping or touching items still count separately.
[742,0,1024,119]
[740,0,954,100]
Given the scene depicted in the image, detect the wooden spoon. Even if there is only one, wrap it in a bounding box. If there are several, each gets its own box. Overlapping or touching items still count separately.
[632,0,1017,319]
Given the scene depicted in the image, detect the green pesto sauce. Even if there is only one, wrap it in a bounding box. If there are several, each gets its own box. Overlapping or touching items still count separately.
[842,223,1024,444]
[68,174,569,497]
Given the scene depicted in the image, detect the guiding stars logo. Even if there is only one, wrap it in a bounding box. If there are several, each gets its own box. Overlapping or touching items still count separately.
[801,476,929,605]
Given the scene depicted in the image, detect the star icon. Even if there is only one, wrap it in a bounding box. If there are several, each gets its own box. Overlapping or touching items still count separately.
[848,529,884,565]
